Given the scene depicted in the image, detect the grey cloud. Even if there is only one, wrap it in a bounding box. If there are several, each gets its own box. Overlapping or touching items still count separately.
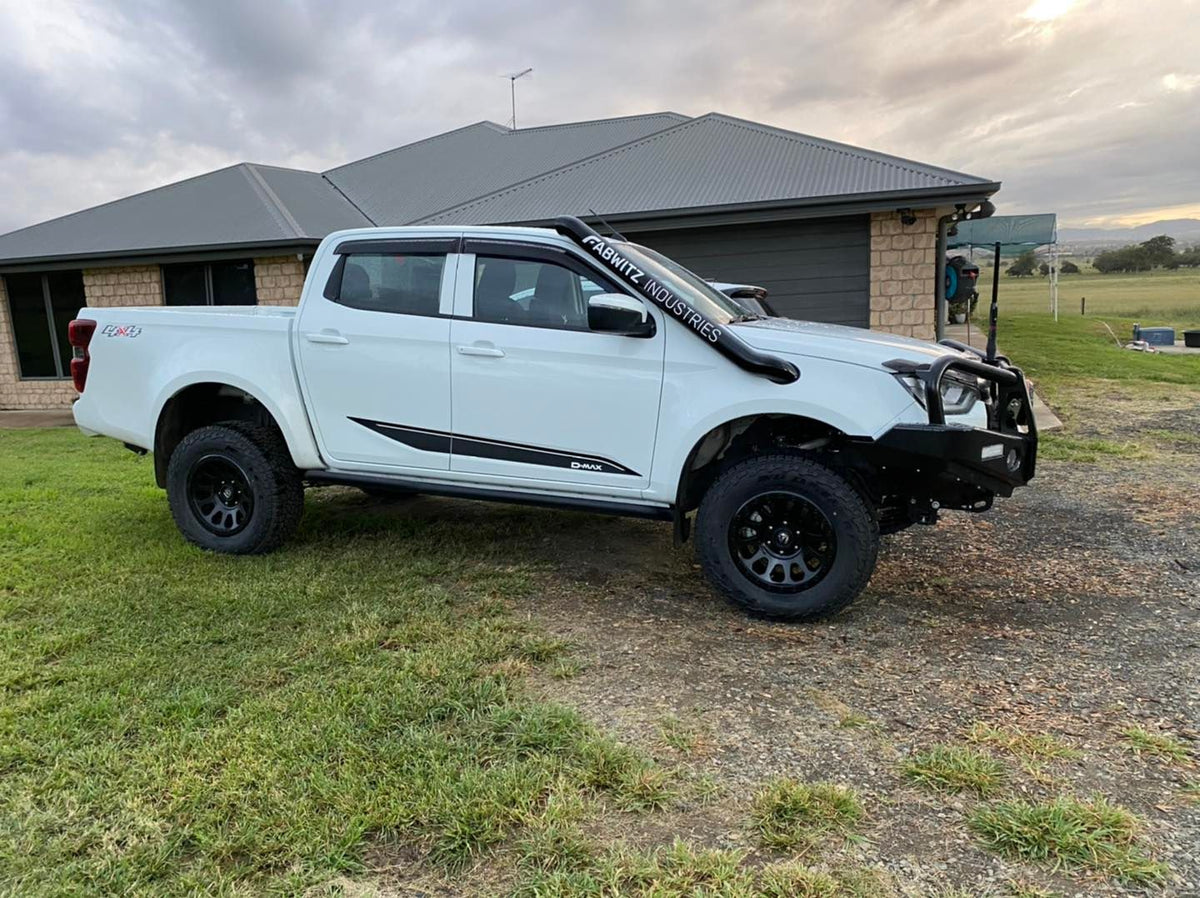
[0,0,1196,235]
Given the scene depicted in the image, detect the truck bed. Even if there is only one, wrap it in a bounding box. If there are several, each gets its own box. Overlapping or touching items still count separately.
[72,305,304,456]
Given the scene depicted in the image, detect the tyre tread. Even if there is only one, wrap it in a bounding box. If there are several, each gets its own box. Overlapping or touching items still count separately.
[166,421,303,555]
[695,452,878,621]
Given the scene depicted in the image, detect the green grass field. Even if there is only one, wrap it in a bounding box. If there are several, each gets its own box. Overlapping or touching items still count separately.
[974,267,1200,328]
[0,431,687,894]
[977,266,1200,460]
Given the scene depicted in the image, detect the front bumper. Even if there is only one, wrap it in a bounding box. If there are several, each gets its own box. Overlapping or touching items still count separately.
[871,422,1035,500]
[867,345,1038,509]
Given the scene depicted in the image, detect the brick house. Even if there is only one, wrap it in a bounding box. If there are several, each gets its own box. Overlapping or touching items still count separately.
[0,112,998,409]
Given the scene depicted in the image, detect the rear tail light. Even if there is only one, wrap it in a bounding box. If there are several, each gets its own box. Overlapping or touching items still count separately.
[68,319,97,393]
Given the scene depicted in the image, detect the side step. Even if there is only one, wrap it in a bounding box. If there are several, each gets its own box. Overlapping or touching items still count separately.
[303,470,674,521]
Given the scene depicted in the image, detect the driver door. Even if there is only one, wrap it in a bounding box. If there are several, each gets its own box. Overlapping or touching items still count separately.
[448,243,665,492]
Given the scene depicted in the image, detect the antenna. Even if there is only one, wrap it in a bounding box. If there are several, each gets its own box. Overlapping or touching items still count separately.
[503,67,533,129]
[588,208,627,242]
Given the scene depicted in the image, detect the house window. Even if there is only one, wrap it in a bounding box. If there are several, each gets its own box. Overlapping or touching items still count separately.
[162,260,256,306]
[4,270,85,379]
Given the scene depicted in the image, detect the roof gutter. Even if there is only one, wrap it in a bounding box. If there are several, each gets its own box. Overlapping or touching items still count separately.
[0,238,322,273]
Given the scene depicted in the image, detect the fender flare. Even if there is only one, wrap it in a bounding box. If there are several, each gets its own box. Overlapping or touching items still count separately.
[152,372,323,470]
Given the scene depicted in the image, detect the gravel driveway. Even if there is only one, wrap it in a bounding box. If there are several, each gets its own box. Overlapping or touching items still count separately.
[502,441,1200,895]
[341,388,1197,897]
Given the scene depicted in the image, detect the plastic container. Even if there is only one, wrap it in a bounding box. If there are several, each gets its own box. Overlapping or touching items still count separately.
[1137,326,1175,346]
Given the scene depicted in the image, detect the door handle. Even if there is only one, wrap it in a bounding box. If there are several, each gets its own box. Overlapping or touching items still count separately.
[304,331,349,345]
[456,344,505,358]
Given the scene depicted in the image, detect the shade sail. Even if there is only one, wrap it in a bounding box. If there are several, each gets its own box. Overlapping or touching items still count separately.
[947,213,1056,250]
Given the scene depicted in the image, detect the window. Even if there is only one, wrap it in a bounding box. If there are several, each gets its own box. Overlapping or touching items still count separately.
[334,253,445,316]
[4,270,85,379]
[162,260,256,306]
[474,256,613,329]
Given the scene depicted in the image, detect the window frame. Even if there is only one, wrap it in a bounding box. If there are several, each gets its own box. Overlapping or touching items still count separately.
[160,259,257,307]
[323,238,457,319]
[3,270,84,381]
[462,240,629,334]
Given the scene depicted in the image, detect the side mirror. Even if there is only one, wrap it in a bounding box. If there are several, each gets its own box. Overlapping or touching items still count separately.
[587,293,655,337]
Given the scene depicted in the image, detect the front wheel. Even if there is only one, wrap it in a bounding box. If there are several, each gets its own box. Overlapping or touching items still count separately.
[695,454,879,621]
[166,422,304,554]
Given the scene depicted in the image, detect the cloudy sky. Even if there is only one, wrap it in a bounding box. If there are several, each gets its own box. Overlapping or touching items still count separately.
[0,0,1196,236]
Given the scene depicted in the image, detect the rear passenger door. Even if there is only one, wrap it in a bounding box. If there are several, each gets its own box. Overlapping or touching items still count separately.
[295,238,457,470]
[448,242,665,492]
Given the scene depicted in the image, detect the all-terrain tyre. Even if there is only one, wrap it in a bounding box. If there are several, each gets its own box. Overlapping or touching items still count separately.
[166,421,304,554]
[695,454,879,621]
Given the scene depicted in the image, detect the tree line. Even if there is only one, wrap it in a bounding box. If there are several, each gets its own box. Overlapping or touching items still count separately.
[1006,251,1078,277]
[1004,235,1200,276]
[1091,235,1200,273]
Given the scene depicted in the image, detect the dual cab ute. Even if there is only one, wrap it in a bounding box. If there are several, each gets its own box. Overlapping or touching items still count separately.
[69,217,1037,620]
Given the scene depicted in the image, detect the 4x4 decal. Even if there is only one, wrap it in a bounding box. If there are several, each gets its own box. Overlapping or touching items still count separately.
[348,418,640,476]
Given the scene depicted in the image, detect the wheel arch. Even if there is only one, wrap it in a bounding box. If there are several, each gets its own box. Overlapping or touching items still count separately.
[152,379,310,488]
[674,413,854,521]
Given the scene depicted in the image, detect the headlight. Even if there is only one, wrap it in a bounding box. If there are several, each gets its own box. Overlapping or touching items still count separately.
[894,373,982,416]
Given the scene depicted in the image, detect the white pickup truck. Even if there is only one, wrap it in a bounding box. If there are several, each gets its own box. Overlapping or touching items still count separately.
[68,217,1037,620]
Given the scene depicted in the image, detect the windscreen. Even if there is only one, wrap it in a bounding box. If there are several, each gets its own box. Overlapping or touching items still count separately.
[615,242,746,325]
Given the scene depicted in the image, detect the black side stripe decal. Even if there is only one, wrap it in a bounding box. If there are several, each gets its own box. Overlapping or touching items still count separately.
[347,418,640,476]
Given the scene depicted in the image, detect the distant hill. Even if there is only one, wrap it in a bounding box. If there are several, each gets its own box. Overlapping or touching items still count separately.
[1058,218,1200,247]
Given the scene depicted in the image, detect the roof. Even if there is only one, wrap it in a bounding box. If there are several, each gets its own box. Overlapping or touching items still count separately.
[324,112,690,225]
[415,113,997,225]
[0,163,372,266]
[0,112,999,267]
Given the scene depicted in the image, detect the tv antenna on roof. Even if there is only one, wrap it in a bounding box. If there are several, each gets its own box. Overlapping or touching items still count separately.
[503,68,533,129]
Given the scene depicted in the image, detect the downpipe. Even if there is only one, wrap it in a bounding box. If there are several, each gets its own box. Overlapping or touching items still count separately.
[935,200,995,342]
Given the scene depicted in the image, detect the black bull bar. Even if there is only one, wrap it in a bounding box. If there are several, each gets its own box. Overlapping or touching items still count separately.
[874,344,1039,500]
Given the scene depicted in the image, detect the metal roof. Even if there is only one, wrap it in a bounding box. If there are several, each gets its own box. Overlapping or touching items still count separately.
[324,113,690,226]
[416,113,997,225]
[0,163,372,266]
[0,112,1000,267]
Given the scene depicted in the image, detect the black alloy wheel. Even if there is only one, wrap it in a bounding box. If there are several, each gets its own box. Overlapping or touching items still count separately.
[166,421,304,555]
[694,453,879,621]
[728,491,836,592]
[187,454,255,536]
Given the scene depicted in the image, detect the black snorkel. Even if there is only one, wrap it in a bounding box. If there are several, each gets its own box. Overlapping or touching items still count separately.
[554,216,799,385]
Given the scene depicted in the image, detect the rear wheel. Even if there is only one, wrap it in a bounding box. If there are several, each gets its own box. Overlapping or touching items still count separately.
[166,422,303,554]
[695,454,879,620]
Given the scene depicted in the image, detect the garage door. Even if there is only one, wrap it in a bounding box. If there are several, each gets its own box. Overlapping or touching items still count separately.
[627,215,869,327]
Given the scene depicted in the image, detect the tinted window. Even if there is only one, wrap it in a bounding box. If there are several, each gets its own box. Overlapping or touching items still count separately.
[210,260,257,306]
[473,256,598,329]
[5,273,56,376]
[46,270,86,368]
[162,263,208,306]
[162,260,257,305]
[336,253,444,316]
[3,269,85,378]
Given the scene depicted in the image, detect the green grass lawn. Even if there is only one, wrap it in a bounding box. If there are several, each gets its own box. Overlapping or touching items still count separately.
[994,313,1200,398]
[973,267,1200,327]
[968,265,1200,447]
[0,430,678,895]
[992,311,1200,458]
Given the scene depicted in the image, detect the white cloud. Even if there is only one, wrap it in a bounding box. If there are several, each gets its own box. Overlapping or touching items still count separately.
[1162,72,1200,92]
